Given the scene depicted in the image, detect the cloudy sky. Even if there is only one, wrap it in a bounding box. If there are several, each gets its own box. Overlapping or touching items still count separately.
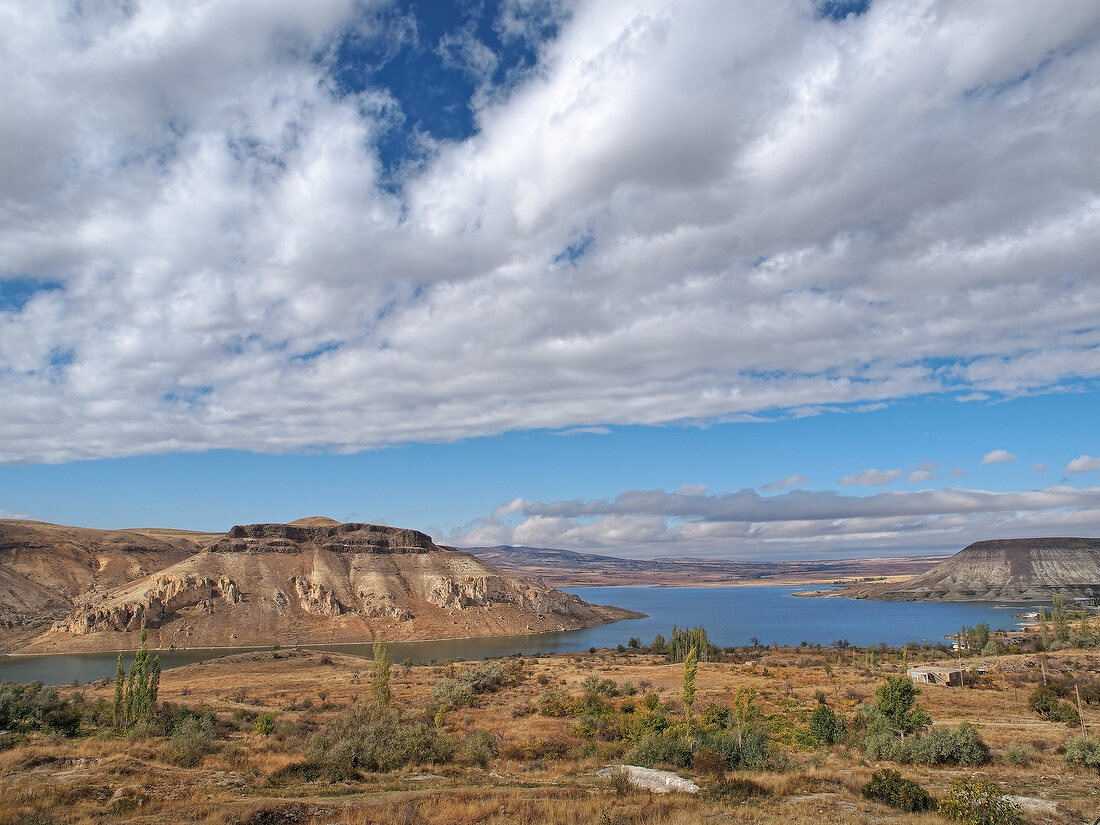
[2,0,1099,559]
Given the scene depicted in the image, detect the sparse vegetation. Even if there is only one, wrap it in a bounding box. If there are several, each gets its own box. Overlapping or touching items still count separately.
[860,768,933,811]
[0,640,1095,825]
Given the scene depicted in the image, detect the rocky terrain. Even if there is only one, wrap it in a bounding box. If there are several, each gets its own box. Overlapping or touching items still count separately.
[1,518,634,654]
[843,537,1100,601]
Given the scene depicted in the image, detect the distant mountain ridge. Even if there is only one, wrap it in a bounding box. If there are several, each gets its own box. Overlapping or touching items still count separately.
[0,519,633,654]
[846,537,1100,601]
[463,544,947,587]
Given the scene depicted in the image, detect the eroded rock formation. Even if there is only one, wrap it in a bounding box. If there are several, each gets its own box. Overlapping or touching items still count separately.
[849,537,1100,601]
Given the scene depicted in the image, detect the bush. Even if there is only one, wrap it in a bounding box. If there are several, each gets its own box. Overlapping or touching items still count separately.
[307,704,457,772]
[861,769,934,812]
[1028,686,1080,724]
[462,729,498,768]
[937,778,1020,825]
[1004,740,1032,766]
[808,702,844,746]
[167,715,215,767]
[1062,735,1100,771]
[0,681,82,735]
[254,712,276,736]
[906,723,989,765]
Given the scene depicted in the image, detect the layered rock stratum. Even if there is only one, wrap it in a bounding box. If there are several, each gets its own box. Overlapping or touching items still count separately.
[845,537,1100,601]
[0,518,636,653]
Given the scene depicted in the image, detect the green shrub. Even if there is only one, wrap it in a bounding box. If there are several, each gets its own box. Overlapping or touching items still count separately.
[861,768,933,812]
[905,723,989,765]
[254,712,276,736]
[1004,740,1032,766]
[167,715,215,767]
[0,681,82,735]
[307,704,457,772]
[1062,735,1100,771]
[463,729,498,768]
[808,701,844,745]
[937,778,1020,825]
[625,730,693,769]
[1028,686,1080,724]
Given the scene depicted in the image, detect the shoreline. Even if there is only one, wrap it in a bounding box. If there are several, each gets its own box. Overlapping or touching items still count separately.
[1,606,647,660]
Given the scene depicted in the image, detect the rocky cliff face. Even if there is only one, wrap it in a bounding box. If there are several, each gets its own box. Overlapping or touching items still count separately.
[210,522,436,555]
[23,520,630,653]
[849,537,1100,601]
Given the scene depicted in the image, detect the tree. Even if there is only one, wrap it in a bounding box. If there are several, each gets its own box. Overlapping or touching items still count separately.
[113,654,125,729]
[875,676,931,740]
[809,698,844,745]
[115,627,160,730]
[681,646,697,735]
[372,638,392,707]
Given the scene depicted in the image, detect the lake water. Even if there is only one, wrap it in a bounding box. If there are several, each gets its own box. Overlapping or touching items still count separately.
[0,586,1029,685]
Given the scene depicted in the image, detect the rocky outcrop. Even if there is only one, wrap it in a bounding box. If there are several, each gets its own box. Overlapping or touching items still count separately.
[288,576,343,616]
[210,522,435,555]
[849,537,1100,601]
[55,574,242,634]
[420,573,597,618]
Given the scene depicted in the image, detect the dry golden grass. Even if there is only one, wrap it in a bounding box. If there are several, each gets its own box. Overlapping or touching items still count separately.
[2,645,1097,824]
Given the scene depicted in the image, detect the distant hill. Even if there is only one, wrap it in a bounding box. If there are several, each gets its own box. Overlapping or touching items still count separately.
[845,537,1100,601]
[464,544,946,587]
[1,520,634,654]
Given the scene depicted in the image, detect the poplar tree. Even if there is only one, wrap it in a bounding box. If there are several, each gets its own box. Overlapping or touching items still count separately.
[682,646,697,736]
[113,654,125,729]
[372,638,392,707]
[116,626,161,730]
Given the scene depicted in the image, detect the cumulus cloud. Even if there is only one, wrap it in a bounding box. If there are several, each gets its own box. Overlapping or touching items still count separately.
[906,462,938,483]
[1030,463,1048,473]
[838,468,902,487]
[448,484,1100,558]
[982,450,1017,465]
[1065,454,1100,474]
[3,1,1100,462]
[761,474,811,491]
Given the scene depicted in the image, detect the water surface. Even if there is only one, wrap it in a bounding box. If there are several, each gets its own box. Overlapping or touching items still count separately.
[0,586,1027,685]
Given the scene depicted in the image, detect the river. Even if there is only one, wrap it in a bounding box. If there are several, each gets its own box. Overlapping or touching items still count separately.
[0,585,1029,685]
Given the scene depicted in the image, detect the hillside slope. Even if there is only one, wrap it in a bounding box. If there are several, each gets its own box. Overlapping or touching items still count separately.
[0,520,206,631]
[19,520,634,653]
[846,537,1100,601]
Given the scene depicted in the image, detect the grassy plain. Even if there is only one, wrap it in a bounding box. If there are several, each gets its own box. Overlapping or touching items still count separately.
[2,636,1099,825]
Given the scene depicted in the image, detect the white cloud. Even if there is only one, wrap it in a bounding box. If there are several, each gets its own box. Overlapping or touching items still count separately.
[906,461,938,484]
[1065,454,1100,474]
[1030,463,1048,473]
[838,468,902,487]
[449,484,1100,558]
[2,1,1100,462]
[761,474,811,492]
[982,449,1017,465]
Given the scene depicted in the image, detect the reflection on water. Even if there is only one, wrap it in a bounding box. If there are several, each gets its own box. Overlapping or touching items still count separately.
[0,585,1028,685]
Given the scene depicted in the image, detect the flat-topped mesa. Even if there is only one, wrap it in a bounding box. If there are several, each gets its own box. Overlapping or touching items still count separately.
[210,522,437,555]
[849,536,1100,601]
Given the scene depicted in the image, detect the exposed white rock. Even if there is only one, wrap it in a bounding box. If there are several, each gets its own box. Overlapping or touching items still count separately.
[597,765,700,794]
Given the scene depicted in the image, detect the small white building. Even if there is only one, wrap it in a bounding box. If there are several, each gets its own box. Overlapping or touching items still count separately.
[907,665,963,687]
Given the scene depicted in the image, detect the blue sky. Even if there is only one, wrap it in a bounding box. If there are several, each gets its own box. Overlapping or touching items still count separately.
[1,0,1099,559]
